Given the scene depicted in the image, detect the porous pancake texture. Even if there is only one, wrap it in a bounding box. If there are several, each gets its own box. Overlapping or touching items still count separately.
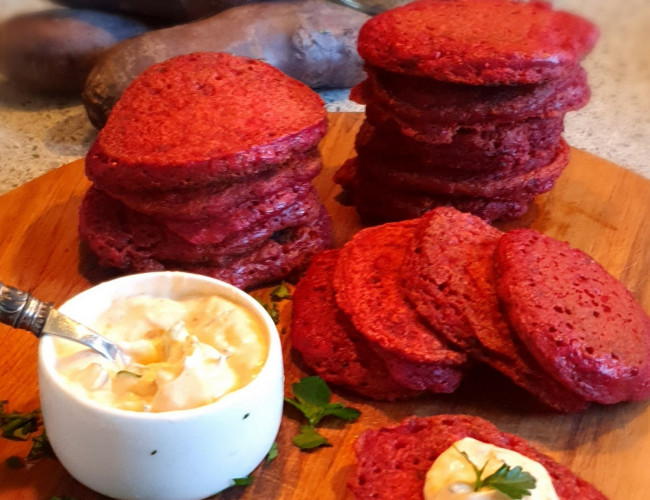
[290,250,420,401]
[290,207,650,412]
[79,52,331,289]
[86,52,327,191]
[338,0,598,223]
[357,0,598,84]
[349,415,607,500]
[496,229,650,404]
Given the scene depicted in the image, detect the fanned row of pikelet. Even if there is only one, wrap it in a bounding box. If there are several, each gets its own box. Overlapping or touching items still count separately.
[291,207,650,412]
[336,0,599,223]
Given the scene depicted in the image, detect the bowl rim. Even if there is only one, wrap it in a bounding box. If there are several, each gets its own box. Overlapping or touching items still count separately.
[38,271,282,421]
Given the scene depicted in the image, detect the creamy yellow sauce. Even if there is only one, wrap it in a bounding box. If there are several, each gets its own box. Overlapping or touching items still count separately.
[54,295,268,412]
[423,437,559,500]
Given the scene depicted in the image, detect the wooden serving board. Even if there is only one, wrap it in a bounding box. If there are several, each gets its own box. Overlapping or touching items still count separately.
[1,112,650,499]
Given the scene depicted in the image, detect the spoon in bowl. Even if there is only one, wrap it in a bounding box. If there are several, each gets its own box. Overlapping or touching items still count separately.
[0,280,131,366]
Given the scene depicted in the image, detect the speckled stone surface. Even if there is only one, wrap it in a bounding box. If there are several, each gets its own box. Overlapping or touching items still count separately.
[0,0,648,196]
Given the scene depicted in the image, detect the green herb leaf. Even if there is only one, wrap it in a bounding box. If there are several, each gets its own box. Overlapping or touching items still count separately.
[0,401,41,441]
[270,283,292,301]
[285,376,360,427]
[293,425,330,450]
[256,298,280,324]
[233,475,254,486]
[292,375,331,408]
[482,464,537,499]
[284,376,360,451]
[317,402,361,422]
[26,430,54,462]
[455,445,537,499]
[50,496,77,500]
[266,442,278,463]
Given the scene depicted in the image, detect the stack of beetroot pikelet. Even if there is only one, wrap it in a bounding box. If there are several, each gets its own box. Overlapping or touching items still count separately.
[80,52,331,290]
[335,0,599,223]
[291,207,650,412]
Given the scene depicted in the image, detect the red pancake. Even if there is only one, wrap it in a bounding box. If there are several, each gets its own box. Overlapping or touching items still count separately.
[85,52,327,191]
[352,139,569,199]
[335,159,532,224]
[403,208,588,412]
[183,207,331,289]
[496,229,650,404]
[161,181,315,245]
[291,250,420,401]
[79,186,331,290]
[354,119,564,174]
[96,153,322,220]
[333,220,466,392]
[357,0,598,84]
[355,65,590,125]
[349,414,607,500]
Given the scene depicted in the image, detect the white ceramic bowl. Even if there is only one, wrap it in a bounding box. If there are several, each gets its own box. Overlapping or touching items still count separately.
[38,272,284,500]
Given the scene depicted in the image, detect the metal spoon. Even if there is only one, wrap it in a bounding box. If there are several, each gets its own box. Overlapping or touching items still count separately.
[0,280,130,366]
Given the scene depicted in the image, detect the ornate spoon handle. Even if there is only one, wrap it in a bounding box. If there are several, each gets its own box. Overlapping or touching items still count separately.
[0,280,52,337]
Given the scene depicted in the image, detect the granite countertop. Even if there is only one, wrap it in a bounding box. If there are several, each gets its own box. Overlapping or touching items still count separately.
[0,0,649,196]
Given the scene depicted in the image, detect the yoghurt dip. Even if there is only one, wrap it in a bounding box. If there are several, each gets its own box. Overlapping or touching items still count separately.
[54,294,268,412]
[423,437,559,500]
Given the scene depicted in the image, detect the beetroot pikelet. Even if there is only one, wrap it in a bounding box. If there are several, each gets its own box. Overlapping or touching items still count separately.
[333,220,466,392]
[162,181,316,245]
[496,229,650,404]
[357,0,598,85]
[85,52,327,192]
[353,139,569,199]
[335,159,531,224]
[291,250,420,401]
[184,207,331,290]
[96,154,322,220]
[403,208,588,412]
[79,187,330,290]
[349,415,607,500]
[355,119,564,174]
[354,65,590,125]
[364,101,568,147]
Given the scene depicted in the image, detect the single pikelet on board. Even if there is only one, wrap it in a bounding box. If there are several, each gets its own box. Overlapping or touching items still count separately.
[349,415,607,500]
[333,220,467,392]
[496,229,650,404]
[290,250,421,401]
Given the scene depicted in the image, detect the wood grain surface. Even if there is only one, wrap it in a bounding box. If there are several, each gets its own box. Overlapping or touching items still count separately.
[0,112,649,500]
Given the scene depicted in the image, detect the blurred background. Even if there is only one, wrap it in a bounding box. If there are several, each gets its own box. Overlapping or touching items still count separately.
[0,0,648,195]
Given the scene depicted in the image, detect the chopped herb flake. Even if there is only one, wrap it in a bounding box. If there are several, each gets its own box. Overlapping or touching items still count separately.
[270,283,291,301]
[233,475,254,487]
[266,442,278,463]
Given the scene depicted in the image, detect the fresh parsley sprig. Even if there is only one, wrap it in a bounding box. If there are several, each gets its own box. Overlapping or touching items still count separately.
[457,448,537,499]
[284,376,360,450]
